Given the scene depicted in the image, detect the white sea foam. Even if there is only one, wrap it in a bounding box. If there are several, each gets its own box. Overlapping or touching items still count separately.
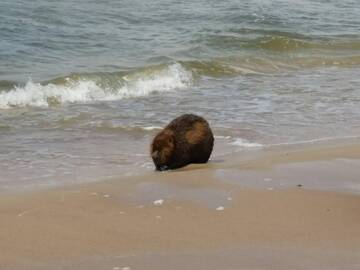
[0,79,100,108]
[268,135,360,147]
[231,135,360,150]
[214,135,231,139]
[142,126,162,131]
[153,199,164,206]
[0,63,192,109]
[231,138,263,148]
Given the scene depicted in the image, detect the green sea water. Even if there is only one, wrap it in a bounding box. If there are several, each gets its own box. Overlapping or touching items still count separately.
[0,0,360,191]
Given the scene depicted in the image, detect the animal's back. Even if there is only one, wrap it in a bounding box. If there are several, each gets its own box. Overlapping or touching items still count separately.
[166,114,206,133]
[169,114,214,165]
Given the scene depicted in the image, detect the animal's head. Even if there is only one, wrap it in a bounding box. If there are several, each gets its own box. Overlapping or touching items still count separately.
[151,129,175,171]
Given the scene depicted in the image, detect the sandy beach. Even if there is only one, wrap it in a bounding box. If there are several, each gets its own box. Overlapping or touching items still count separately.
[1,141,360,270]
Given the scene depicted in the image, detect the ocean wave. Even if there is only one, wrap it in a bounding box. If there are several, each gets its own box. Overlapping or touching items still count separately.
[0,63,192,109]
[231,138,263,148]
[247,35,360,52]
[1,50,360,109]
[202,31,360,52]
[88,124,163,134]
[267,135,360,148]
[230,135,360,150]
[0,80,16,91]
[142,126,162,131]
[184,54,360,77]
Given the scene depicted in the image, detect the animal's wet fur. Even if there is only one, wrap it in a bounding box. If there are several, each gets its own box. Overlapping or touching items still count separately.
[151,114,214,171]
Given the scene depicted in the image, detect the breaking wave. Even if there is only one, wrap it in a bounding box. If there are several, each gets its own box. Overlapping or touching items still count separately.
[1,46,360,109]
[231,138,264,148]
[0,63,192,109]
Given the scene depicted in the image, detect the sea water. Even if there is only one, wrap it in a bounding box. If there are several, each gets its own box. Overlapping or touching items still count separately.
[0,0,360,191]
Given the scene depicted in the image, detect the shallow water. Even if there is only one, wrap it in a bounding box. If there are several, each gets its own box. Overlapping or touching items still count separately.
[0,0,360,191]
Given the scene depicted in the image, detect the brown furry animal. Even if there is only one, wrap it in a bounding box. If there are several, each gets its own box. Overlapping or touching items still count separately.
[151,114,214,171]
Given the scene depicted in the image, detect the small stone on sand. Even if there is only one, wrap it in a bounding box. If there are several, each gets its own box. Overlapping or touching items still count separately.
[216,206,225,211]
[153,199,164,206]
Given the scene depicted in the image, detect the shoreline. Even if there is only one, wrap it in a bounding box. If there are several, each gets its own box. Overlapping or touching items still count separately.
[1,140,360,269]
[2,136,360,196]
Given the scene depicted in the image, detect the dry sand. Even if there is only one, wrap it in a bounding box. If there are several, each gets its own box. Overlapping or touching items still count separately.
[1,142,360,269]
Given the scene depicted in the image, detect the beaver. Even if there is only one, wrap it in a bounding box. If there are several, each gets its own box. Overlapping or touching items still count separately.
[150,114,214,171]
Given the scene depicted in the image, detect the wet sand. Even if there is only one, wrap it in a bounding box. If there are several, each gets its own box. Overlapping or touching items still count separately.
[1,142,360,269]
